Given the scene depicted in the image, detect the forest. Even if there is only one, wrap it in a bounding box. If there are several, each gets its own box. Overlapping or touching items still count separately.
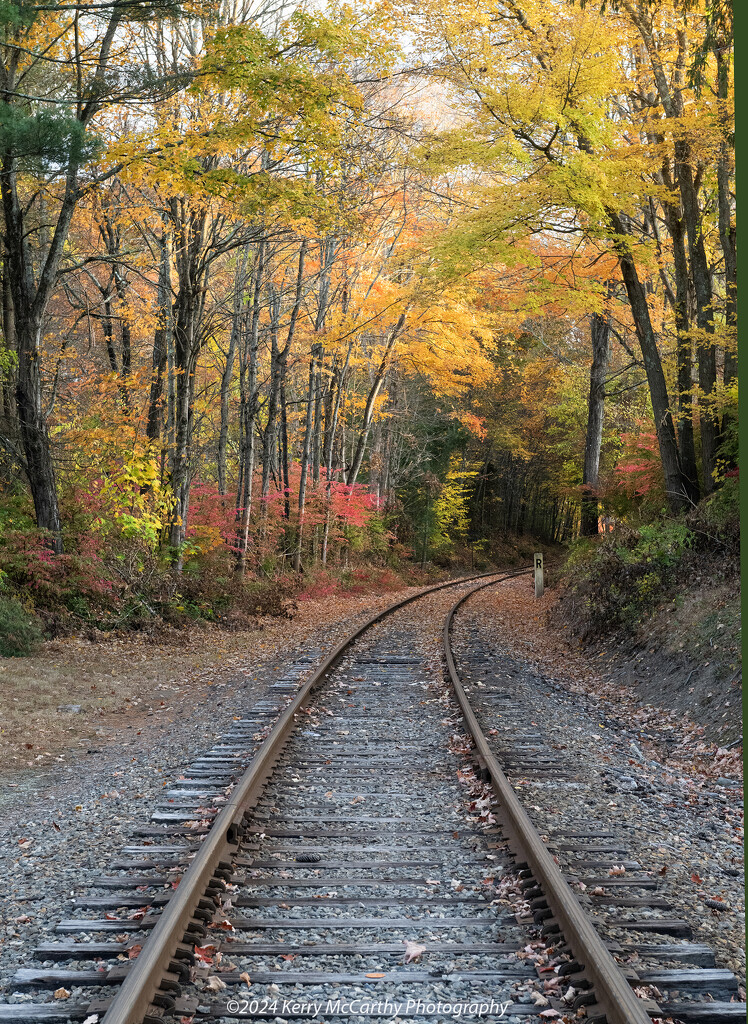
[0,0,737,643]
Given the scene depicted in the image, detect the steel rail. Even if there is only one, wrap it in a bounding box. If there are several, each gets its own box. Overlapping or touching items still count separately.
[101,567,530,1024]
[443,575,653,1024]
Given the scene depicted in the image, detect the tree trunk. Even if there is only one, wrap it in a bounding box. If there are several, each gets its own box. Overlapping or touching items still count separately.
[627,12,718,492]
[218,248,248,495]
[311,238,334,490]
[718,137,737,389]
[312,359,323,488]
[324,341,355,477]
[235,240,265,574]
[218,322,238,497]
[606,209,690,512]
[714,40,737,454]
[0,199,70,549]
[1,251,15,423]
[261,285,282,505]
[262,243,306,552]
[663,201,700,503]
[169,337,196,554]
[166,308,176,455]
[168,202,210,554]
[676,149,719,493]
[580,310,611,536]
[0,3,131,548]
[16,318,63,550]
[280,378,291,521]
[113,275,131,412]
[346,314,407,488]
[101,287,119,375]
[146,233,171,443]
[294,347,318,572]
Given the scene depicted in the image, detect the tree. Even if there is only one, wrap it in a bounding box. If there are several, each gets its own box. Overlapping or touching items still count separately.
[581,310,611,536]
[0,0,181,550]
[401,0,734,511]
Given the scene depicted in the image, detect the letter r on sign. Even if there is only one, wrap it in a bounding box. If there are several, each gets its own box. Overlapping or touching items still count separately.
[534,552,544,598]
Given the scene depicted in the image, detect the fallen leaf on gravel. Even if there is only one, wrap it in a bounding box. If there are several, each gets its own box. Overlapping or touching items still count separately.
[608,865,626,876]
[54,988,70,1000]
[239,972,251,988]
[365,972,386,978]
[280,955,296,962]
[83,1016,99,1024]
[105,913,119,920]
[205,976,227,992]
[194,944,217,964]
[403,941,426,963]
[531,992,549,1006]
[690,872,703,884]
[634,984,663,999]
[127,944,142,959]
[13,915,31,923]
[18,838,31,848]
[539,1011,560,1019]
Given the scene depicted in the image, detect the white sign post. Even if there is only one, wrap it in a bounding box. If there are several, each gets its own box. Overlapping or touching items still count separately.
[534,552,544,599]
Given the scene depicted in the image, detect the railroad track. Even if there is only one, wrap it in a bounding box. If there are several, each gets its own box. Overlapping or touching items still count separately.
[1,571,743,1024]
[445,578,745,1024]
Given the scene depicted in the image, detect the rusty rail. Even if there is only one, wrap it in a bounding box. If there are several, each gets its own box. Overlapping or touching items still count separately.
[101,568,528,1024]
[443,575,653,1024]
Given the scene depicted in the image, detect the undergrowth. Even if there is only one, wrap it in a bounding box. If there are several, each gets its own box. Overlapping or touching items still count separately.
[0,596,43,656]
[0,534,445,651]
[557,479,739,641]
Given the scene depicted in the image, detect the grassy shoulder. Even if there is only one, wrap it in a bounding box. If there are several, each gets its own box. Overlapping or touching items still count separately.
[0,566,440,774]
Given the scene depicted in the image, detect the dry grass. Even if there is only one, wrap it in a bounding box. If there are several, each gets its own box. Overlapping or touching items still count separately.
[2,627,262,770]
[1,586,420,774]
[663,582,741,669]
